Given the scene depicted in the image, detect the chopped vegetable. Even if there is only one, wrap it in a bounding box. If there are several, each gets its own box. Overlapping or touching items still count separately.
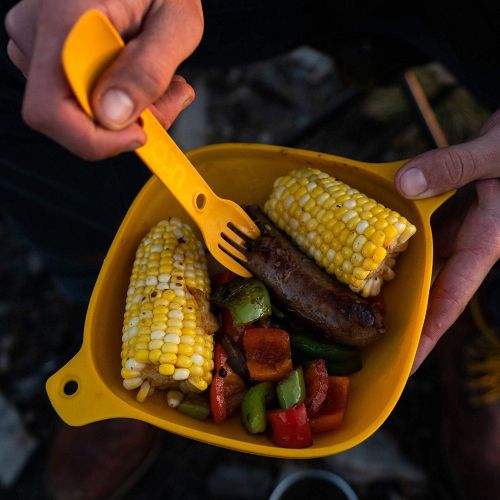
[264,168,417,297]
[267,403,313,448]
[166,390,184,408]
[210,344,246,424]
[177,394,211,421]
[213,270,238,289]
[220,308,255,346]
[310,376,350,433]
[219,333,249,380]
[212,277,271,326]
[243,328,293,381]
[120,219,217,401]
[290,335,362,375]
[303,359,329,416]
[241,381,274,434]
[277,367,306,409]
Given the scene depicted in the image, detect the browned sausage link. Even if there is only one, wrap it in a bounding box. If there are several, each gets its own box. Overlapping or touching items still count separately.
[244,206,385,347]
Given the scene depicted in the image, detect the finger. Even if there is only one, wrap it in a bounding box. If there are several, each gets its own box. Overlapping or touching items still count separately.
[91,1,203,130]
[6,40,29,76]
[149,75,195,129]
[411,179,500,373]
[431,184,475,260]
[23,16,146,160]
[4,0,39,57]
[395,115,500,198]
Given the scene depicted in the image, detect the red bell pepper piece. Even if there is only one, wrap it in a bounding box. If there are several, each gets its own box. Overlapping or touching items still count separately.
[210,344,246,424]
[267,403,313,448]
[243,328,293,382]
[220,308,255,346]
[310,376,350,433]
[213,270,238,289]
[303,359,329,416]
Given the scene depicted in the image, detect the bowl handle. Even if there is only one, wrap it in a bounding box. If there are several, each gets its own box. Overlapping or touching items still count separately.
[46,348,138,426]
[372,159,455,219]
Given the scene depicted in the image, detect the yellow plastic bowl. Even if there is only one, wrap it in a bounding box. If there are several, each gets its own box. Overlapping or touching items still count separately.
[46,143,452,459]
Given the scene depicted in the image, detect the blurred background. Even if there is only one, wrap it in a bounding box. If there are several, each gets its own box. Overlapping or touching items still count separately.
[0,41,490,499]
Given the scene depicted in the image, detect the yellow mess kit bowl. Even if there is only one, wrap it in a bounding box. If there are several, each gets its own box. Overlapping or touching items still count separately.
[46,143,452,459]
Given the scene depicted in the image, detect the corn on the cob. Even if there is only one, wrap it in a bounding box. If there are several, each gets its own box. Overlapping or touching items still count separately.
[264,168,417,297]
[121,218,218,401]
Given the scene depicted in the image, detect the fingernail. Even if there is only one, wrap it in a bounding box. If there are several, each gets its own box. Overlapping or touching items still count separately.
[100,88,134,125]
[400,168,428,196]
[181,96,194,111]
[125,140,144,152]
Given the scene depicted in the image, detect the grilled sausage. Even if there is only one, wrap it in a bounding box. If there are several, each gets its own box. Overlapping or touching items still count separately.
[244,206,385,347]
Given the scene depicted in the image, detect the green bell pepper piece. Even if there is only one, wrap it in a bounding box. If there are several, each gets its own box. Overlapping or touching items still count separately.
[241,381,274,434]
[290,335,362,375]
[276,367,306,409]
[212,278,272,326]
[177,394,210,421]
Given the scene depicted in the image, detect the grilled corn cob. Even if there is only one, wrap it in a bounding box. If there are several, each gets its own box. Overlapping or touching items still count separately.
[264,168,417,297]
[121,218,218,401]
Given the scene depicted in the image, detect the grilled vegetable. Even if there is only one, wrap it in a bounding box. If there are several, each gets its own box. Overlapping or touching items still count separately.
[267,403,313,448]
[245,206,384,347]
[264,168,417,297]
[277,367,306,409]
[309,376,350,433]
[212,278,272,326]
[120,219,218,401]
[290,335,362,375]
[210,344,246,424]
[303,359,329,416]
[243,328,293,381]
[241,381,275,434]
[177,394,211,421]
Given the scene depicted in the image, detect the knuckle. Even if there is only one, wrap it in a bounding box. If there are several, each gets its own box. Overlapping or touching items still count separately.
[79,141,107,162]
[4,6,20,40]
[21,100,46,131]
[439,147,476,187]
[135,62,168,101]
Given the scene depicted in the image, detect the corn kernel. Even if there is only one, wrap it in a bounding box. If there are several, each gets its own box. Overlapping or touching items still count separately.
[363,258,379,271]
[353,267,370,280]
[384,225,399,244]
[361,241,377,258]
[148,349,162,363]
[189,365,204,377]
[159,363,175,376]
[160,353,177,364]
[351,253,364,266]
[371,230,386,247]
[134,350,149,363]
[121,368,140,379]
[372,247,387,264]
[178,344,194,356]
[162,342,178,354]
[364,226,376,238]
[176,355,193,368]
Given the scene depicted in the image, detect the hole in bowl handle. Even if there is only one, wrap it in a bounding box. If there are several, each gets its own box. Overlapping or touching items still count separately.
[45,348,137,426]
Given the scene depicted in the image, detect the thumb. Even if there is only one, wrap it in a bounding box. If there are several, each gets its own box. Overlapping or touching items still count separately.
[91,2,203,130]
[395,113,500,198]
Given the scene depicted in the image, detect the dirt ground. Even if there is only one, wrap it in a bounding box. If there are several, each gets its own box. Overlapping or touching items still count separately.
[0,46,491,499]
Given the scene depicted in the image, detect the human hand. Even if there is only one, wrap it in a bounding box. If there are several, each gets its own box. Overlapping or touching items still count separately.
[5,0,203,160]
[395,110,500,373]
